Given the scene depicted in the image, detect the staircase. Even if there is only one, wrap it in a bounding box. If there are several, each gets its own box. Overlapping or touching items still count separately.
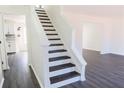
[35,8,81,88]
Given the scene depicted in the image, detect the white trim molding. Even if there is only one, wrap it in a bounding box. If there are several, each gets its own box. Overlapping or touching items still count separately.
[30,64,44,88]
[0,78,4,88]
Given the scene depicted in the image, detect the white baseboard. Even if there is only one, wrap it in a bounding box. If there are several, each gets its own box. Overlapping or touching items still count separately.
[83,48,100,52]
[30,64,44,88]
[109,52,124,56]
[100,51,110,54]
[0,78,4,88]
[101,51,124,56]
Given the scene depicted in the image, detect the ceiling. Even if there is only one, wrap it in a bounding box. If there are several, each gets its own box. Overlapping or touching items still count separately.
[62,5,124,18]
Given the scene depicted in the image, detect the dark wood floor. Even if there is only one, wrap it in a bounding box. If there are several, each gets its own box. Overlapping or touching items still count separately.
[61,49,124,88]
[3,49,124,88]
[2,52,40,88]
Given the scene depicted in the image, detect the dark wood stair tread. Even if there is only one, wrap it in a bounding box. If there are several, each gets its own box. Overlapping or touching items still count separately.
[38,15,48,17]
[46,33,58,35]
[49,63,75,72]
[41,22,52,24]
[39,18,50,20]
[36,12,47,14]
[50,71,80,84]
[49,43,64,46]
[44,29,56,31]
[36,10,45,12]
[49,49,67,53]
[49,56,71,62]
[48,38,61,40]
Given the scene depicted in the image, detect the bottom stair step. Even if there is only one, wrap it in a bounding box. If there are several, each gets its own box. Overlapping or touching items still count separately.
[50,71,80,84]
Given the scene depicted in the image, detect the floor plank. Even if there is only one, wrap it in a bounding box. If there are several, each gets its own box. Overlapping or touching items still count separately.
[2,52,40,88]
[61,49,124,88]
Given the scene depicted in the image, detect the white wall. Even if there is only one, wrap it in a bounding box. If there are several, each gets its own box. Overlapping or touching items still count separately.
[0,6,28,15]
[0,14,4,87]
[63,6,124,55]
[0,14,9,70]
[29,6,50,87]
[0,52,3,88]
[61,6,124,55]
[108,18,124,55]
[83,22,103,51]
[61,11,110,53]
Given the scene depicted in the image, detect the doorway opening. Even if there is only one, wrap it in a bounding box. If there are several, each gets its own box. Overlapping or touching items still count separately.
[82,22,103,53]
[3,14,28,67]
[3,15,27,53]
[2,14,40,88]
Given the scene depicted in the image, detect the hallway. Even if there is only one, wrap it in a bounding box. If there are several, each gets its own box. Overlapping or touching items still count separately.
[61,49,124,88]
[2,52,40,88]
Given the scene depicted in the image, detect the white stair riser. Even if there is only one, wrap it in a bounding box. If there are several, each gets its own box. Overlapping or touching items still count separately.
[40,20,51,24]
[41,21,51,25]
[48,52,69,58]
[49,40,62,44]
[38,16,48,18]
[47,35,60,39]
[45,31,58,34]
[49,59,71,67]
[49,46,65,50]
[49,67,75,77]
[43,27,54,29]
[36,8,44,10]
[50,76,80,88]
[37,13,47,16]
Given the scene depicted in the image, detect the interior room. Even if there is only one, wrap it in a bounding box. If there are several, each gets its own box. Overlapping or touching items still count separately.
[0,5,124,88]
